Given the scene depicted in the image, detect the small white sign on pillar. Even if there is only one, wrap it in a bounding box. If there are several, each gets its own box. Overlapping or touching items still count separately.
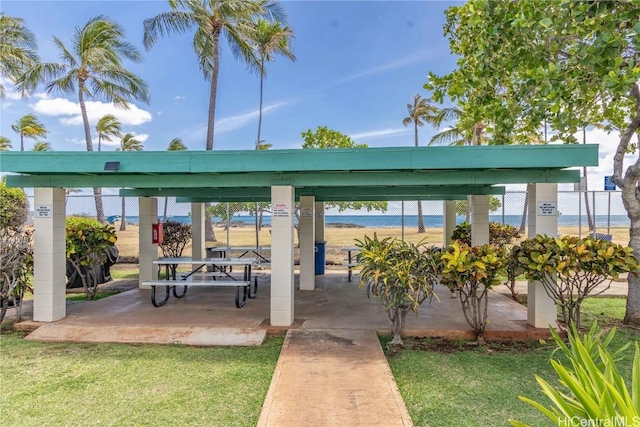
[537,201,557,216]
[300,207,312,217]
[273,203,291,217]
[35,205,53,218]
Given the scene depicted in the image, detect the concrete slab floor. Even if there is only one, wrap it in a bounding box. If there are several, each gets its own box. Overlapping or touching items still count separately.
[8,270,552,344]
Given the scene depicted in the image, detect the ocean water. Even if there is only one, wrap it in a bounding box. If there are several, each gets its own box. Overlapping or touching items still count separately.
[119,214,630,228]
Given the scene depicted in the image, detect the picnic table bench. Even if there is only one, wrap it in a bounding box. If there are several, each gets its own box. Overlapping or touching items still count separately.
[144,257,258,308]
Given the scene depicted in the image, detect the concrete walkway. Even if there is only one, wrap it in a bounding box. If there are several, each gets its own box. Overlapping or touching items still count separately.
[257,329,413,427]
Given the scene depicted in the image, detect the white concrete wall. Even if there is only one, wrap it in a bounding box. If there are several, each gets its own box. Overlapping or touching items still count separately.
[443,200,457,247]
[470,195,490,246]
[527,183,559,328]
[299,196,315,291]
[191,203,205,260]
[270,186,295,326]
[33,188,66,322]
[138,197,158,288]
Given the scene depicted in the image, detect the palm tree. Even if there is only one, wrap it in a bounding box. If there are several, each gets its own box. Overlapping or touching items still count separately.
[144,0,286,150]
[96,114,123,152]
[30,141,51,151]
[11,113,48,151]
[144,1,285,241]
[164,137,187,221]
[0,136,12,151]
[0,14,39,98]
[117,133,143,231]
[402,94,438,233]
[427,107,488,147]
[252,18,295,148]
[18,16,149,224]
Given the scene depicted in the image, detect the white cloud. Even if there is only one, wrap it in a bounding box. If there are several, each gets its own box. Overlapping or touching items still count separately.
[174,95,185,101]
[181,101,292,142]
[0,76,22,100]
[337,50,438,84]
[349,127,409,141]
[31,94,152,126]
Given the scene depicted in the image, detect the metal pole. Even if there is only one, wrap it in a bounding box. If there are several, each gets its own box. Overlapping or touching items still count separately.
[226,202,230,251]
[592,190,597,236]
[578,190,582,238]
[255,201,259,249]
[501,194,505,225]
[607,191,611,236]
[401,201,405,241]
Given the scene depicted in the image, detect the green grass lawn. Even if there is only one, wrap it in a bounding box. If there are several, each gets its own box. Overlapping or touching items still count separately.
[387,297,639,427]
[0,334,284,427]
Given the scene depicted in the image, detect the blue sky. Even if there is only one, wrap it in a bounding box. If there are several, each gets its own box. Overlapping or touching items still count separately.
[0,0,627,194]
[1,0,458,152]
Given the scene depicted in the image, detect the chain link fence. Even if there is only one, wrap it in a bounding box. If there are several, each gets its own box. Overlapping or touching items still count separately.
[28,191,630,265]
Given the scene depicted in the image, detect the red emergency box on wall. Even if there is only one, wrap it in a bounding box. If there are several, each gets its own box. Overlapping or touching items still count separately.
[152,223,163,244]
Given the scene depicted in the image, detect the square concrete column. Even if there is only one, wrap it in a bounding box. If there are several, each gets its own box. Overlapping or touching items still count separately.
[33,188,66,322]
[271,186,295,326]
[314,201,325,242]
[191,203,205,259]
[299,196,316,291]
[138,197,158,288]
[527,183,559,328]
[443,200,457,247]
[470,195,490,246]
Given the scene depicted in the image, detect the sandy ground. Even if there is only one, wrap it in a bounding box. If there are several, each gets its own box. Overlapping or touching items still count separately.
[112,224,631,265]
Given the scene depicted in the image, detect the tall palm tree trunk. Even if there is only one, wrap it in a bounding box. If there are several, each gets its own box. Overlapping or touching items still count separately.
[79,84,106,223]
[256,59,265,149]
[206,31,221,151]
[20,134,24,151]
[519,195,528,234]
[203,31,221,242]
[414,122,425,233]
[120,196,127,231]
[163,197,169,222]
[583,167,595,232]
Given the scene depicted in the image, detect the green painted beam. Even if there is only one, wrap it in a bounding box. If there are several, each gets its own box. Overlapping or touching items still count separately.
[176,195,469,203]
[6,169,580,189]
[0,144,598,174]
[119,185,505,198]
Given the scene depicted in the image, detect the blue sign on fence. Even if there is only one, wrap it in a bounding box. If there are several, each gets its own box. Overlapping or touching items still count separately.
[604,176,616,191]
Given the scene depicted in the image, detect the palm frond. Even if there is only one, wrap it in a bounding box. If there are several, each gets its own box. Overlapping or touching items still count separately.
[143,11,195,50]
[428,127,466,146]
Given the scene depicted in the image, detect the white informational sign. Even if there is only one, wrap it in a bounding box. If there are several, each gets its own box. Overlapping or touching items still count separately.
[537,201,557,216]
[35,205,53,218]
[272,203,291,217]
[300,207,313,217]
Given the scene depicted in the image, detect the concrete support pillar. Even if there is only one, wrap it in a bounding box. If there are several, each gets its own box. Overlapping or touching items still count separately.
[443,200,457,247]
[299,196,316,291]
[470,195,490,246]
[270,186,295,326]
[527,183,559,328]
[138,197,158,288]
[191,203,205,259]
[33,188,66,322]
[314,201,325,242]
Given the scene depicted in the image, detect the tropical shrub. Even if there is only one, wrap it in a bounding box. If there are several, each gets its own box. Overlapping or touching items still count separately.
[440,242,506,344]
[159,221,192,258]
[66,217,117,300]
[451,221,520,246]
[514,235,638,330]
[510,323,638,427]
[503,247,523,302]
[356,234,441,347]
[0,228,33,322]
[0,179,29,229]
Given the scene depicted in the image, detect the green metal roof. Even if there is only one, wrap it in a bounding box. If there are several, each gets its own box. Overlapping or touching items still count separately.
[0,145,598,201]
